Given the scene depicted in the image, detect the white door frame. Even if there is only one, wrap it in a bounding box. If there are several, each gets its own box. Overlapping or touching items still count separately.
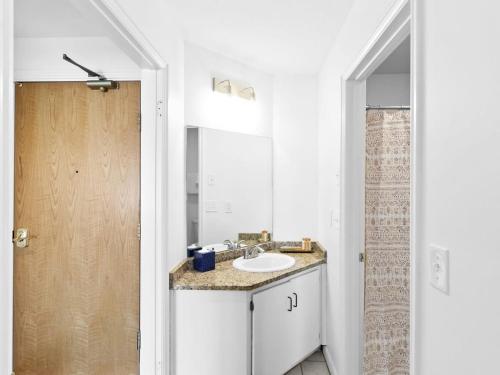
[0,1,169,374]
[339,0,416,374]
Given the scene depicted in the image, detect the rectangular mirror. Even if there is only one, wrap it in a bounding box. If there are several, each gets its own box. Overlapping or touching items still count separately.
[186,127,273,248]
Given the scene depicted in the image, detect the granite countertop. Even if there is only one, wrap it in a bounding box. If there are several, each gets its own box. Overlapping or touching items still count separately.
[170,241,327,291]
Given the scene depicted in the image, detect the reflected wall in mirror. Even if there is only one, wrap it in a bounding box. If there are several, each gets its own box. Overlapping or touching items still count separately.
[186,127,273,247]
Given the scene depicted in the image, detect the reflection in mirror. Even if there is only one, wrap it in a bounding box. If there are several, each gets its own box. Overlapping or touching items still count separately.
[186,127,273,249]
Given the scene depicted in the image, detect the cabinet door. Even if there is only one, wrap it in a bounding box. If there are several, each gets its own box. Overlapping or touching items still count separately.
[288,269,321,365]
[252,280,295,375]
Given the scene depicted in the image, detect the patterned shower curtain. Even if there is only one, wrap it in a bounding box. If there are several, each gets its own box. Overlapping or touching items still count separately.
[363,109,410,375]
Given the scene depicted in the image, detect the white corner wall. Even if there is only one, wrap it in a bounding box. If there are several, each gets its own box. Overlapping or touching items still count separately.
[366,73,410,106]
[184,42,274,137]
[320,0,500,374]
[316,0,403,374]
[414,1,500,374]
[273,75,318,240]
[0,1,14,374]
[117,0,187,271]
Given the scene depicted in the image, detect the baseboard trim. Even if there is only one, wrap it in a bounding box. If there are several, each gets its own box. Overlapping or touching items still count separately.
[322,345,338,375]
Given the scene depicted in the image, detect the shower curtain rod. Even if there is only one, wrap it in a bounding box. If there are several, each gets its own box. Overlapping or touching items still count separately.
[366,105,411,109]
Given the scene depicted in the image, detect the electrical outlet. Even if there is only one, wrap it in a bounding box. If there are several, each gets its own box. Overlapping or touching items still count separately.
[430,244,449,294]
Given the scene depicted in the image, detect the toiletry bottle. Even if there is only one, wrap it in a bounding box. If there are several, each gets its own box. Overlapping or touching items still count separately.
[302,237,312,251]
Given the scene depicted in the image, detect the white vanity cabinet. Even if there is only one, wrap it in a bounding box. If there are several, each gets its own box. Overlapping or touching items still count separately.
[172,266,323,375]
[252,269,321,375]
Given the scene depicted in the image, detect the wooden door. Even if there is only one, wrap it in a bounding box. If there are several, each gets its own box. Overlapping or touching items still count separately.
[13,82,141,375]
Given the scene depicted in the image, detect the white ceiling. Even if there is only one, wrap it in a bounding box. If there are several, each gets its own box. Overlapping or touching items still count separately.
[374,37,411,74]
[15,0,355,75]
[167,0,355,74]
[14,0,107,38]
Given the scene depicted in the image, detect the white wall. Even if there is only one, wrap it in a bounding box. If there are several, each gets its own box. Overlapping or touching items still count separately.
[184,42,274,137]
[415,1,500,374]
[273,75,318,240]
[199,128,273,245]
[0,1,14,374]
[320,1,500,374]
[316,1,403,374]
[366,73,410,106]
[14,37,140,79]
[184,43,319,244]
[116,0,187,273]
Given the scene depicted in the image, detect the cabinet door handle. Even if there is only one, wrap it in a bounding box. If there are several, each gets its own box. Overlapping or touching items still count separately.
[287,296,293,311]
[292,292,298,308]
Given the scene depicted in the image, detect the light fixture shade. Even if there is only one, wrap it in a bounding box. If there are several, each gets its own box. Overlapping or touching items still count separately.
[238,87,255,100]
[212,78,232,94]
[212,77,255,100]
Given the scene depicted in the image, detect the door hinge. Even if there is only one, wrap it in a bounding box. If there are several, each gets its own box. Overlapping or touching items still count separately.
[137,223,141,240]
[137,330,141,351]
[250,300,254,311]
[137,113,141,132]
[359,253,365,263]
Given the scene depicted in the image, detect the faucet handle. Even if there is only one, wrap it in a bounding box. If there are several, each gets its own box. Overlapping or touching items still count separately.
[236,240,247,249]
[223,239,235,250]
[255,245,266,253]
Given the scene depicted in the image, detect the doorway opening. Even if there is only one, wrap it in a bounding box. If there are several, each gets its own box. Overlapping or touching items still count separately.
[363,36,411,375]
[1,0,168,373]
[340,0,415,374]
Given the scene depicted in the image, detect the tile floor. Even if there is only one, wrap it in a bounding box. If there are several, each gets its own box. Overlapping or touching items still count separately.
[285,348,330,375]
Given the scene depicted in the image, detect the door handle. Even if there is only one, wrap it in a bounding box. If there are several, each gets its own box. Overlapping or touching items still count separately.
[292,292,298,308]
[13,228,29,248]
[287,296,293,311]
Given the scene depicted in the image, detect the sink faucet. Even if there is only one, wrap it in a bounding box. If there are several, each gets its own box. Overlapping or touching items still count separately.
[243,242,272,259]
[224,239,248,250]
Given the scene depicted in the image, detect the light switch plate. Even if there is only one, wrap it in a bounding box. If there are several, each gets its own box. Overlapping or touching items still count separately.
[207,174,216,186]
[430,244,449,294]
[224,201,232,213]
[205,200,217,212]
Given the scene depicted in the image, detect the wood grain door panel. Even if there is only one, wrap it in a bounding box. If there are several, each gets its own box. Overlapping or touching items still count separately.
[13,82,141,375]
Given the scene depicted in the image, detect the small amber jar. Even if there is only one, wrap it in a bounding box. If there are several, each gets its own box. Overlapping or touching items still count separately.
[302,237,312,251]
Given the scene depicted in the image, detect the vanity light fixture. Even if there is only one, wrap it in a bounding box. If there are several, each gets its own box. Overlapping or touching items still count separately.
[212,77,256,100]
[212,78,232,94]
[238,86,256,100]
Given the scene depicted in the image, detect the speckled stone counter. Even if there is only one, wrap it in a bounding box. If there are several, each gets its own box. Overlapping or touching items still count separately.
[169,241,327,291]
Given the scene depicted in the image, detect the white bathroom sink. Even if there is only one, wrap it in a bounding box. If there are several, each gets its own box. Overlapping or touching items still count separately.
[202,243,229,252]
[233,253,296,273]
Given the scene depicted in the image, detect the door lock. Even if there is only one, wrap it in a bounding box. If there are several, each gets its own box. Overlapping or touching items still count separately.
[13,228,29,248]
